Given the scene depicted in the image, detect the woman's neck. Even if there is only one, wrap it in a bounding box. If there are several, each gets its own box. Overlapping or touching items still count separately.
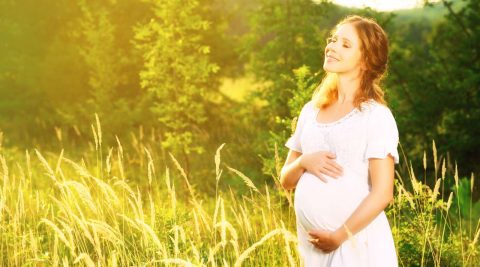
[336,73,360,104]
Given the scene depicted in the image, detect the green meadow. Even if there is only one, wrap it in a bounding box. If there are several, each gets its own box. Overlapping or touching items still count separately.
[1,121,478,266]
[1,0,479,266]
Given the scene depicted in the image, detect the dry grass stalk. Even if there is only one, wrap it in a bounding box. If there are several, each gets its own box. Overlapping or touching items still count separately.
[225,166,259,193]
[234,228,296,267]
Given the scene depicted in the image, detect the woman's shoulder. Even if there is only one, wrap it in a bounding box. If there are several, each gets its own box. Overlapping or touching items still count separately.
[360,99,397,126]
[299,100,317,115]
[360,99,393,115]
[304,100,316,109]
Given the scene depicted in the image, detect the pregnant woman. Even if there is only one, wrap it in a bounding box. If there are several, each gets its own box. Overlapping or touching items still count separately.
[280,15,399,266]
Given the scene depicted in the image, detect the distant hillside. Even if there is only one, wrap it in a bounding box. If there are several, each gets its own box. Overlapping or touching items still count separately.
[389,0,466,23]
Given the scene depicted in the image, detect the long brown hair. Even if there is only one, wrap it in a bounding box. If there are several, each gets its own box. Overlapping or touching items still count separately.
[312,15,389,110]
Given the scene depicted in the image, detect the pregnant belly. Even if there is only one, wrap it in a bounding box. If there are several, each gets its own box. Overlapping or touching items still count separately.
[294,171,370,232]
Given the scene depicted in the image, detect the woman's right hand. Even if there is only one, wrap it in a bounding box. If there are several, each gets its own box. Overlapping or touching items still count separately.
[299,151,343,183]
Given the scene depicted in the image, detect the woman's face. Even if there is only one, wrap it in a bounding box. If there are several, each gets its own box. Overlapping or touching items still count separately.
[323,23,363,76]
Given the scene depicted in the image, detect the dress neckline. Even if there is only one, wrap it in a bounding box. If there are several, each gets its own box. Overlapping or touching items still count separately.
[313,106,359,127]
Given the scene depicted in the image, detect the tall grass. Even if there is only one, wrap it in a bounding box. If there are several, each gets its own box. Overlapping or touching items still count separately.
[0,122,478,266]
[390,141,480,266]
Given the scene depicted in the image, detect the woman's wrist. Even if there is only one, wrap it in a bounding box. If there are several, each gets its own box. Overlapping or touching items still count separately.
[333,223,351,245]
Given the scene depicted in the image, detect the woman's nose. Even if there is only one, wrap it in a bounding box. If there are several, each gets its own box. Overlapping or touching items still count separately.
[325,43,336,54]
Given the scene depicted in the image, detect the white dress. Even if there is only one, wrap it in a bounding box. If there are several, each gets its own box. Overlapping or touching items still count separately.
[285,99,399,267]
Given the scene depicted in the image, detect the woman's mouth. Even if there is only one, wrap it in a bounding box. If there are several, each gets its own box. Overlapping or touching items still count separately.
[326,54,339,62]
[326,57,339,62]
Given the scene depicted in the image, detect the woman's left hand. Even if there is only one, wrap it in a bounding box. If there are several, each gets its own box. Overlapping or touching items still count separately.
[308,229,345,253]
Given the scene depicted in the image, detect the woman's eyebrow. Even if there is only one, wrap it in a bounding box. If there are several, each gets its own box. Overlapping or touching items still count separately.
[332,34,352,44]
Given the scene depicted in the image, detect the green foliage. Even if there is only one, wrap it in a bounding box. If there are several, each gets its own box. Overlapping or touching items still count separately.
[0,0,151,148]
[389,170,480,266]
[239,0,331,182]
[240,0,329,126]
[260,65,319,178]
[134,0,222,164]
[387,0,480,175]
[450,176,480,228]
[56,0,148,143]
[0,0,82,146]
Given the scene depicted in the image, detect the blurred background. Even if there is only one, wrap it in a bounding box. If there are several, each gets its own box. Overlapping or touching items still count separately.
[0,0,478,195]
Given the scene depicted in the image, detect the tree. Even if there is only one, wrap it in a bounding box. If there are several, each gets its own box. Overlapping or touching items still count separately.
[429,0,480,174]
[134,0,221,173]
[51,0,149,146]
[388,0,480,175]
[241,0,331,124]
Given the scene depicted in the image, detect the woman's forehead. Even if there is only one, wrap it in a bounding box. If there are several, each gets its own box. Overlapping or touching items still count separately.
[332,23,360,44]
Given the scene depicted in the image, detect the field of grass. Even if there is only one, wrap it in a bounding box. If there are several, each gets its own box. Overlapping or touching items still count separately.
[0,118,479,266]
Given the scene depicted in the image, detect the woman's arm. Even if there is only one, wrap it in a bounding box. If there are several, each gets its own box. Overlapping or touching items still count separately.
[309,155,394,251]
[280,150,305,190]
[335,155,395,239]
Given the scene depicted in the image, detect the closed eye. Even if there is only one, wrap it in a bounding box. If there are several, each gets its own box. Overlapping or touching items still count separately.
[327,37,350,48]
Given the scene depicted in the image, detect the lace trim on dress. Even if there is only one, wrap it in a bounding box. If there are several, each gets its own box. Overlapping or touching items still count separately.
[314,107,360,127]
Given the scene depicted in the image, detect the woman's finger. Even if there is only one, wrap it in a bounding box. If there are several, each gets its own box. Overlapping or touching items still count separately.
[309,238,318,246]
[314,171,328,183]
[312,240,330,252]
[309,238,322,249]
[320,166,340,178]
[322,164,342,177]
[325,162,343,176]
[325,152,336,159]
[327,160,343,173]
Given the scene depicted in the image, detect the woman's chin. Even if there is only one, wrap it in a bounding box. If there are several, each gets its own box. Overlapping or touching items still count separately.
[323,66,338,73]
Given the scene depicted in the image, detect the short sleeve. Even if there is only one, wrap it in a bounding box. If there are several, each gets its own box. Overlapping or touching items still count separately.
[364,105,400,164]
[285,101,312,153]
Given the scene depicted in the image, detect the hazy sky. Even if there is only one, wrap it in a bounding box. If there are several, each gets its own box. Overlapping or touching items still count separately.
[326,0,425,11]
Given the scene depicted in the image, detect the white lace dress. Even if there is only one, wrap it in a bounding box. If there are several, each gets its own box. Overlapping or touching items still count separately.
[285,99,399,267]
